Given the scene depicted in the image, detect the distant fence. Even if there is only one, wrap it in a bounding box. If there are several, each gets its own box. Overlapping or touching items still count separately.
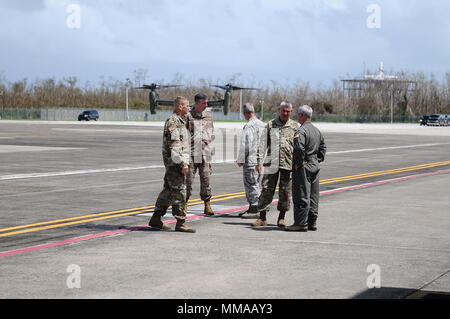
[314,114,421,123]
[0,107,243,121]
[0,107,421,123]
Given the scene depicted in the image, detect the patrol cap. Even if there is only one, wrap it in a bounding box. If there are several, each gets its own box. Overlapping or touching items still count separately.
[242,103,255,114]
[194,93,208,102]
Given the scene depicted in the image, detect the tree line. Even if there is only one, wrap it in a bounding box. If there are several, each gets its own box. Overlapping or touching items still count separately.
[1,72,449,117]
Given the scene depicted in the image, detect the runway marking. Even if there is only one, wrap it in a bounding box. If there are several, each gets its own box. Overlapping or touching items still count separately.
[52,128,161,134]
[0,145,84,153]
[320,168,450,195]
[1,162,450,238]
[0,166,163,181]
[2,168,450,258]
[327,142,450,155]
[0,192,244,235]
[0,162,233,181]
[321,160,450,184]
[1,143,448,180]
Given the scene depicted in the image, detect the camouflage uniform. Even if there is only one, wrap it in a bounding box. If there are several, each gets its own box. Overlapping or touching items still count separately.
[257,117,299,214]
[153,112,190,220]
[186,107,215,202]
[292,120,326,227]
[237,116,265,207]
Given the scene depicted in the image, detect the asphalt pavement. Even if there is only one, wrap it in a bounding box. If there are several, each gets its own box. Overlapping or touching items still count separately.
[0,120,449,299]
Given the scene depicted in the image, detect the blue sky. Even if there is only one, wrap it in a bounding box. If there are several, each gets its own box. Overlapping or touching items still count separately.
[1,0,449,87]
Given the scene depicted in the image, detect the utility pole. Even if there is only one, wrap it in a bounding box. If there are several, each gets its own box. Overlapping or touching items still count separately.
[239,90,243,120]
[390,90,394,124]
[125,78,132,121]
[260,98,264,121]
[0,91,3,119]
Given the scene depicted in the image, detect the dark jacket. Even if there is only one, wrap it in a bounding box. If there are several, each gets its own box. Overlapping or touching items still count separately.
[293,121,326,174]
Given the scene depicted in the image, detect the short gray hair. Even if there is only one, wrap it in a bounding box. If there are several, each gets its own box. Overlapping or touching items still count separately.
[242,103,255,114]
[298,105,313,118]
[279,101,293,109]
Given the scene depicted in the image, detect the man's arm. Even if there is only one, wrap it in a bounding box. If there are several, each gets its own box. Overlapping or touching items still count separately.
[256,123,270,174]
[293,129,306,169]
[318,133,327,163]
[168,122,189,168]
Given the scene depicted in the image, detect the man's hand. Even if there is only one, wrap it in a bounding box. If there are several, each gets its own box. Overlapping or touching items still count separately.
[256,164,264,175]
[235,161,243,168]
[181,165,189,176]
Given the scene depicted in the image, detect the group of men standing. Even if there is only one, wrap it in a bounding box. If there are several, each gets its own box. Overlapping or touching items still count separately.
[149,94,215,233]
[149,94,326,233]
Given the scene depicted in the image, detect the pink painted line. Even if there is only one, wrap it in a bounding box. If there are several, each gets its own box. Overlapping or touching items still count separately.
[0,229,131,258]
[320,168,450,196]
[2,168,450,258]
[0,208,251,258]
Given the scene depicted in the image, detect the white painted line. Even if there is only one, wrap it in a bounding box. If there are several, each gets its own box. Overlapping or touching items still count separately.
[1,143,448,181]
[52,128,160,134]
[0,145,84,153]
[0,162,234,181]
[136,205,242,217]
[0,166,163,181]
[328,143,450,155]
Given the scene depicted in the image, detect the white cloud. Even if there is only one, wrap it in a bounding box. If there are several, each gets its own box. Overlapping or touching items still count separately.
[0,0,449,85]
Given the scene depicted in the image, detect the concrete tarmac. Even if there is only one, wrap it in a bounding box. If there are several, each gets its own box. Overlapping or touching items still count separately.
[0,120,449,299]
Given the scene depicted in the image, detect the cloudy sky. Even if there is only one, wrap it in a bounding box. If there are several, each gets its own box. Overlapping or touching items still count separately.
[1,0,449,87]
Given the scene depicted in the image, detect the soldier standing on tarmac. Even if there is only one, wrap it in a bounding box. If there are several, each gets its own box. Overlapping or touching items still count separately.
[251,102,299,228]
[185,93,216,216]
[286,105,327,232]
[148,96,196,233]
[236,103,265,218]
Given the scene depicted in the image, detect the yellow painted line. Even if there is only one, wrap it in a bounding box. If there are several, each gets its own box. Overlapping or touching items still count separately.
[321,161,450,184]
[1,160,449,238]
[0,194,244,238]
[0,192,243,234]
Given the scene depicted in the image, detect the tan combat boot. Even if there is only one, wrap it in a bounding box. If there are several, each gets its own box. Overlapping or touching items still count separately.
[148,212,171,231]
[277,211,287,228]
[240,206,260,219]
[204,201,215,216]
[175,219,196,233]
[251,211,268,227]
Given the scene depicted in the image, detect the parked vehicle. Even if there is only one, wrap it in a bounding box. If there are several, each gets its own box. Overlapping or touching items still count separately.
[419,115,429,126]
[427,114,441,126]
[438,114,449,126]
[78,110,99,121]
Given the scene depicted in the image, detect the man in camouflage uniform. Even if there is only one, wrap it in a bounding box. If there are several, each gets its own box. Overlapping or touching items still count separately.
[252,102,299,228]
[287,105,326,232]
[185,93,215,216]
[149,96,196,233]
[236,103,265,218]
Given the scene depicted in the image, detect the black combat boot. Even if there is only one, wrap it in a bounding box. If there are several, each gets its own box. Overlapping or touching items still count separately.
[277,211,287,228]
